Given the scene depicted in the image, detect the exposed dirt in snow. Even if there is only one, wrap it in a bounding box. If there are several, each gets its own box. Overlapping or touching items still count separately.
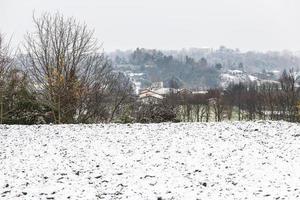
[1,121,300,199]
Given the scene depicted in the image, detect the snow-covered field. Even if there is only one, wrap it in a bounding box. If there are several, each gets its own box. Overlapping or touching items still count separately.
[1,121,300,200]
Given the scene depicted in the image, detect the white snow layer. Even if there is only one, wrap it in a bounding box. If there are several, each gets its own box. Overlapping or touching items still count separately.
[1,121,300,200]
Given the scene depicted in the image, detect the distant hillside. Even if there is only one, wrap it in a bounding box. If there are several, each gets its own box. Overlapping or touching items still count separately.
[162,47,300,73]
[108,47,300,89]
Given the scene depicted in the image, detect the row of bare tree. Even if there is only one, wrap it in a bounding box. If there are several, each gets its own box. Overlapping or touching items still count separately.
[163,70,300,122]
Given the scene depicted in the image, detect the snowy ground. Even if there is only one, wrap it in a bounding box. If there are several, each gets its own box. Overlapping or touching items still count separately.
[1,121,300,200]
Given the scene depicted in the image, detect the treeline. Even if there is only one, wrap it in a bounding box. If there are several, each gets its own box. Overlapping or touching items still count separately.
[150,69,300,123]
[166,47,300,73]
[112,46,300,74]
[115,69,300,123]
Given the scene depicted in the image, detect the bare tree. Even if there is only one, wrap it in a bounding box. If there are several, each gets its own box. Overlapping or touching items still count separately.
[24,12,111,123]
[107,72,134,122]
[226,83,246,120]
[73,57,114,123]
[242,84,258,120]
[279,69,299,121]
[260,83,279,120]
[208,89,225,122]
[0,33,13,124]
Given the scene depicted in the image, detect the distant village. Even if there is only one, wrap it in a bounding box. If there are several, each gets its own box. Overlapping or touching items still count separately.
[138,81,208,104]
[129,68,300,104]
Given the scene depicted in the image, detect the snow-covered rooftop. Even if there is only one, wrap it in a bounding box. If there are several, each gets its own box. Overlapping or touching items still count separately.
[139,91,164,100]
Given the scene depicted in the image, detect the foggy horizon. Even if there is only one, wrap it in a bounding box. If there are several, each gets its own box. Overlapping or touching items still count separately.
[1,0,300,52]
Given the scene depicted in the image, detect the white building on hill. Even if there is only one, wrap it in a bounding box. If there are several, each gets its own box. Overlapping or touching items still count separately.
[139,89,164,104]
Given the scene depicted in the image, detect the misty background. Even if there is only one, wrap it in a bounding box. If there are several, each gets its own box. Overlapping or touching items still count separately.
[1,0,300,52]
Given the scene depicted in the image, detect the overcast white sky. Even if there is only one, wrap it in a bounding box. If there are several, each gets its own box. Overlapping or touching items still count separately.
[1,0,300,52]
